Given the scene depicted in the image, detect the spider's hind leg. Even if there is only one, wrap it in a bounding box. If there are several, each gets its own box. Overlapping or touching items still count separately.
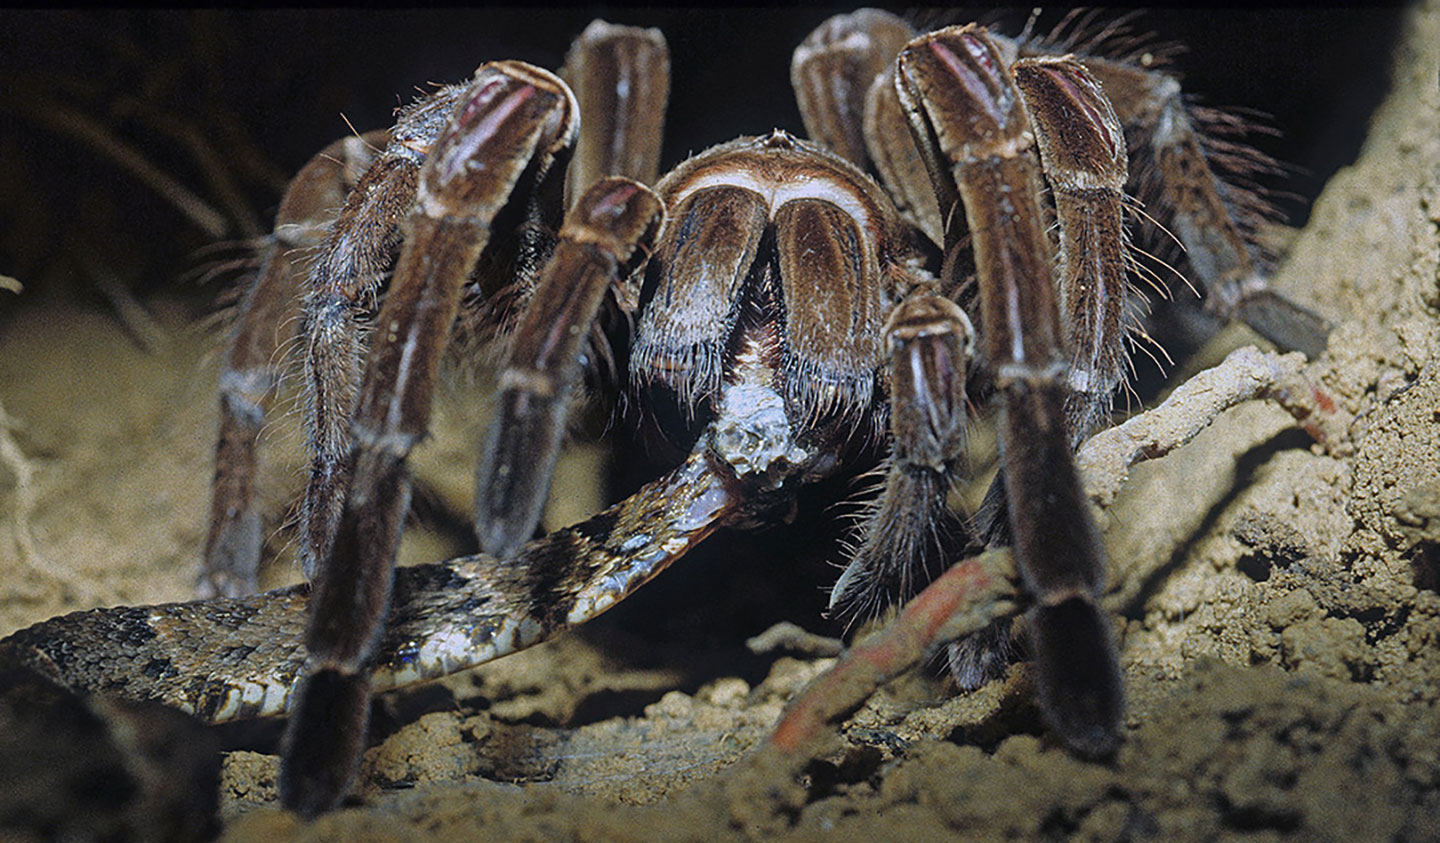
[1073,53,1333,358]
[201,132,383,599]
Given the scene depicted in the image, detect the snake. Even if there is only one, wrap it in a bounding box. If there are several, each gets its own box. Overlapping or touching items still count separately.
[0,447,740,723]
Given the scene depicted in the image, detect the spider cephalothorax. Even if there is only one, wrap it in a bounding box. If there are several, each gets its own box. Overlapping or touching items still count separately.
[176,11,1331,814]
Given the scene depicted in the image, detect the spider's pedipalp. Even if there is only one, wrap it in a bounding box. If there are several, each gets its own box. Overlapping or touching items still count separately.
[829,293,974,623]
[475,177,663,560]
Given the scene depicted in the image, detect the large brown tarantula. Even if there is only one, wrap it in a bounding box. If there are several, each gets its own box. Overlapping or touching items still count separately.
[193,11,1329,815]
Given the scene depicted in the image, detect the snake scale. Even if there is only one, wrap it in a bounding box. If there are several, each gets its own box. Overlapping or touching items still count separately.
[0,448,737,722]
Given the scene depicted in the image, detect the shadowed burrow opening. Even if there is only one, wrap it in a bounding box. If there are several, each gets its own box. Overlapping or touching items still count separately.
[1410,542,1440,593]
[1235,554,1272,583]
[1232,504,1313,584]
[801,743,887,801]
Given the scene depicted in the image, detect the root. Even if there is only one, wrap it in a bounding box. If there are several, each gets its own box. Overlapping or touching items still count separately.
[763,346,1319,764]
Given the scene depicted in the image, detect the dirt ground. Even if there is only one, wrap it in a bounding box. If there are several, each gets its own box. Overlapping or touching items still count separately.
[2,4,1438,840]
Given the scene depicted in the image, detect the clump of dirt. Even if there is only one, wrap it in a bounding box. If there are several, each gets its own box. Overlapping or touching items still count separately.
[2,3,1438,840]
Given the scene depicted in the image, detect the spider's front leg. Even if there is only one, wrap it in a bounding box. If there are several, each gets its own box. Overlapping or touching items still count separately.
[473,177,663,560]
[898,26,1124,756]
[278,62,660,816]
[475,20,671,560]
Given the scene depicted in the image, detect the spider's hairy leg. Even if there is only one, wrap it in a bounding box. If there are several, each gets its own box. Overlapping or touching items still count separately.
[202,133,381,599]
[474,177,663,560]
[897,25,1123,757]
[829,293,974,622]
[791,10,943,247]
[280,62,578,817]
[295,98,457,579]
[1074,55,1332,358]
[939,55,1133,692]
[560,20,669,205]
[791,9,915,173]
[864,63,947,251]
[1012,57,1131,446]
[470,21,670,560]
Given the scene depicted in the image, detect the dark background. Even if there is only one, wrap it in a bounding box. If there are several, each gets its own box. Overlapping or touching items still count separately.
[0,7,1405,312]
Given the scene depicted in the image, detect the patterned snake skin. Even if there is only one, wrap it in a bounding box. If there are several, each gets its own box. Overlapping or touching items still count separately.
[0,448,737,722]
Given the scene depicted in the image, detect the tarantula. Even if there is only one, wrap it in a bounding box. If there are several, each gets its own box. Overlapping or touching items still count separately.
[198,11,1329,815]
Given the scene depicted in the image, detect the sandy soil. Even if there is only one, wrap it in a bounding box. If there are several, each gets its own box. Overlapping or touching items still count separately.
[1,4,1438,840]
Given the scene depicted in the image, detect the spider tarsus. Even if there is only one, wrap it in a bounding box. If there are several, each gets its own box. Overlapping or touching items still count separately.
[945,622,1017,691]
[1029,597,1124,759]
[1235,287,1334,360]
[473,387,560,560]
[279,668,371,818]
[830,465,965,622]
[201,390,265,598]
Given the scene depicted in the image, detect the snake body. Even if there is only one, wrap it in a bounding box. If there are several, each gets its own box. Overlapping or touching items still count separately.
[0,448,736,722]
